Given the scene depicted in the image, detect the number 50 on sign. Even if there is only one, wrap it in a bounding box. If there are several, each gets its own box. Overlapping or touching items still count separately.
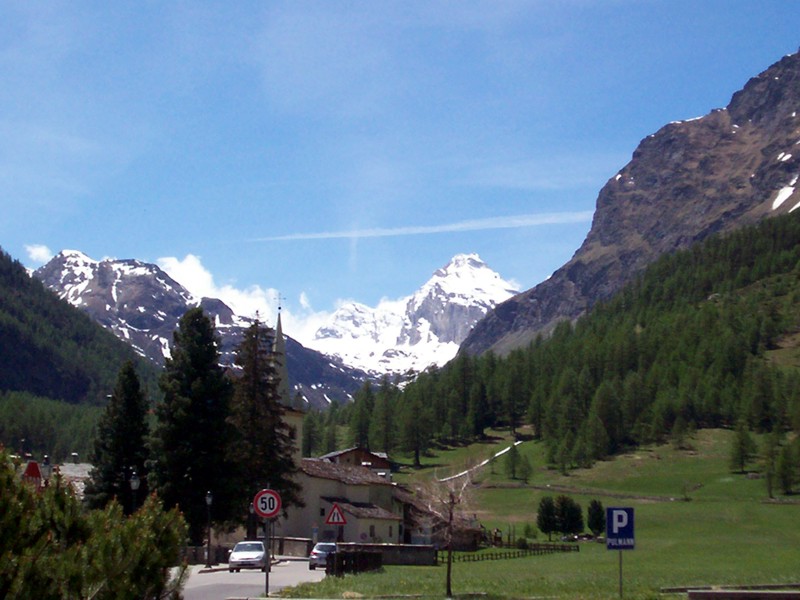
[253,489,282,519]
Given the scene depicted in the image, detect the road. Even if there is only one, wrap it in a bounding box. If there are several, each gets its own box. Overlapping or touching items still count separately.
[183,557,327,600]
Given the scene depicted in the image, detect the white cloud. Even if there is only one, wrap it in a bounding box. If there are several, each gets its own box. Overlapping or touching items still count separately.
[25,244,53,264]
[157,255,215,297]
[250,211,594,243]
[156,253,332,347]
[157,254,275,319]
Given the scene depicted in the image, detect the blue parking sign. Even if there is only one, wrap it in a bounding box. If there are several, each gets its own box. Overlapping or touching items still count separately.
[606,507,634,550]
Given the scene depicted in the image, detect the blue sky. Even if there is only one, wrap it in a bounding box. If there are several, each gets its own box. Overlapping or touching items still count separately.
[3,1,799,343]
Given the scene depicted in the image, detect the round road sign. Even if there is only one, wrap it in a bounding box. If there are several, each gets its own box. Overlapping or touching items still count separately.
[253,489,282,519]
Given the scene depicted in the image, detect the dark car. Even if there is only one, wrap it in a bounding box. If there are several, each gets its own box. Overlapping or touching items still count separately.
[228,541,267,572]
[308,542,336,570]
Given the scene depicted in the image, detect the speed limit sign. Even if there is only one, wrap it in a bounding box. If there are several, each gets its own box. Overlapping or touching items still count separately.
[253,489,282,519]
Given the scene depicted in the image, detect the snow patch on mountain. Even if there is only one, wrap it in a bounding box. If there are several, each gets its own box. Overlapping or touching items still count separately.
[306,254,518,376]
[33,250,371,408]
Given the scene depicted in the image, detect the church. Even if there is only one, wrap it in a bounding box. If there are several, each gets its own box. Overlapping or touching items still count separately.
[271,312,403,545]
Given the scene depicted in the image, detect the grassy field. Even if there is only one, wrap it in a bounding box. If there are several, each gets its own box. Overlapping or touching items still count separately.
[282,429,800,599]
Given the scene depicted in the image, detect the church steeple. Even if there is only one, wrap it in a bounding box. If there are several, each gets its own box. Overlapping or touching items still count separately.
[271,304,305,467]
[273,307,293,409]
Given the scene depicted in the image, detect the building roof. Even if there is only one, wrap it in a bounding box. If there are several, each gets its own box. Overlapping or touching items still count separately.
[318,447,389,462]
[321,496,401,521]
[301,458,394,486]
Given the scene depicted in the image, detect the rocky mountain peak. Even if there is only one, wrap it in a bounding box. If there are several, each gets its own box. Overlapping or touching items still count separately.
[728,50,800,129]
[307,254,517,375]
[33,253,368,408]
[461,49,800,356]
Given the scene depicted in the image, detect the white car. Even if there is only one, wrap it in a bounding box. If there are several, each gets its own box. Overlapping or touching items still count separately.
[228,541,267,572]
[308,542,336,570]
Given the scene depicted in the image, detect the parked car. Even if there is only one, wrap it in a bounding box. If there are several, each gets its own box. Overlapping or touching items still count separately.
[228,541,267,572]
[308,542,337,570]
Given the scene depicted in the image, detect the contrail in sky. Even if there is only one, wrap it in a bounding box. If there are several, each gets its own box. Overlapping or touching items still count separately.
[251,211,593,242]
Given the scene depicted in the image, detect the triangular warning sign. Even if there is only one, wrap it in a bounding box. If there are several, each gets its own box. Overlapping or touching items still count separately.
[325,503,347,525]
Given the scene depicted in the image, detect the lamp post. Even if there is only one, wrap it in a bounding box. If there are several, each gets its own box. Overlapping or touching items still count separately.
[248,502,256,540]
[129,470,140,513]
[205,491,213,568]
[40,455,53,488]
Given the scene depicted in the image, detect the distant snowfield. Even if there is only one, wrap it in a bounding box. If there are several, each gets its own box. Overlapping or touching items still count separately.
[305,253,518,376]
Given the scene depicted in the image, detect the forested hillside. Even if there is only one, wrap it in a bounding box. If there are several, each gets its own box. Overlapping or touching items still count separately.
[0,248,159,458]
[332,213,800,469]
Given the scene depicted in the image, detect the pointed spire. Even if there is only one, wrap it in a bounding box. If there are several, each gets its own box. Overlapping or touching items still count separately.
[273,304,293,409]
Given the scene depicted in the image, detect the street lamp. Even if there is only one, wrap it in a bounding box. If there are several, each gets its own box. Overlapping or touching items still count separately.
[40,455,53,487]
[205,491,213,568]
[248,502,256,541]
[129,470,140,513]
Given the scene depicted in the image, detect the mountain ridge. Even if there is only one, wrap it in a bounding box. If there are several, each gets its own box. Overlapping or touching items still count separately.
[33,251,515,404]
[33,251,369,409]
[461,49,800,356]
[0,247,156,406]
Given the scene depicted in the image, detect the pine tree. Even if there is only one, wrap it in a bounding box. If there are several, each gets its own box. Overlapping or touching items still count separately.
[763,431,780,499]
[585,410,611,461]
[504,444,520,479]
[556,430,575,475]
[399,384,431,468]
[777,442,796,495]
[536,496,557,541]
[349,382,374,448]
[323,414,338,454]
[84,361,149,514]
[518,453,532,483]
[587,499,605,537]
[368,376,396,454]
[148,307,234,544]
[729,419,757,474]
[467,380,489,439]
[227,319,303,521]
[302,411,321,457]
[0,450,187,599]
[555,495,583,536]
[500,358,525,435]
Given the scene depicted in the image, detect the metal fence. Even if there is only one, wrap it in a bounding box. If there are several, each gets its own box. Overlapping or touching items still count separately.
[447,543,579,563]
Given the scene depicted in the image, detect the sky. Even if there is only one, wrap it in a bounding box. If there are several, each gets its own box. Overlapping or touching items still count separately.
[3,1,799,345]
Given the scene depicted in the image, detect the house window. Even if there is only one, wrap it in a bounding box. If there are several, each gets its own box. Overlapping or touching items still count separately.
[320,508,325,517]
[369,525,375,538]
[389,525,393,538]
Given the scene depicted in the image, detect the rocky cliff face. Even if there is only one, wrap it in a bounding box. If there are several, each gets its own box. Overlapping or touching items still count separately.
[461,50,800,356]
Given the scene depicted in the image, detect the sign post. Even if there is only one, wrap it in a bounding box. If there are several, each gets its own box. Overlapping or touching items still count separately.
[606,507,634,599]
[253,489,282,596]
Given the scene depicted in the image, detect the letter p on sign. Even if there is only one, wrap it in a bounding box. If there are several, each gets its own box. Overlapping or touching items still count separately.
[606,507,634,550]
[612,509,628,533]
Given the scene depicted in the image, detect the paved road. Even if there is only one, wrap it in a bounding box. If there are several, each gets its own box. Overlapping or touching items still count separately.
[183,557,326,600]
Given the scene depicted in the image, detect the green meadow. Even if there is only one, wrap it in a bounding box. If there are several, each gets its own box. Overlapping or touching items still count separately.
[283,429,800,599]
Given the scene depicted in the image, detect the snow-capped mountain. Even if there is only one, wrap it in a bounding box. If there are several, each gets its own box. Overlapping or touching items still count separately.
[33,250,516,398]
[35,250,222,361]
[33,250,368,408]
[307,254,519,376]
